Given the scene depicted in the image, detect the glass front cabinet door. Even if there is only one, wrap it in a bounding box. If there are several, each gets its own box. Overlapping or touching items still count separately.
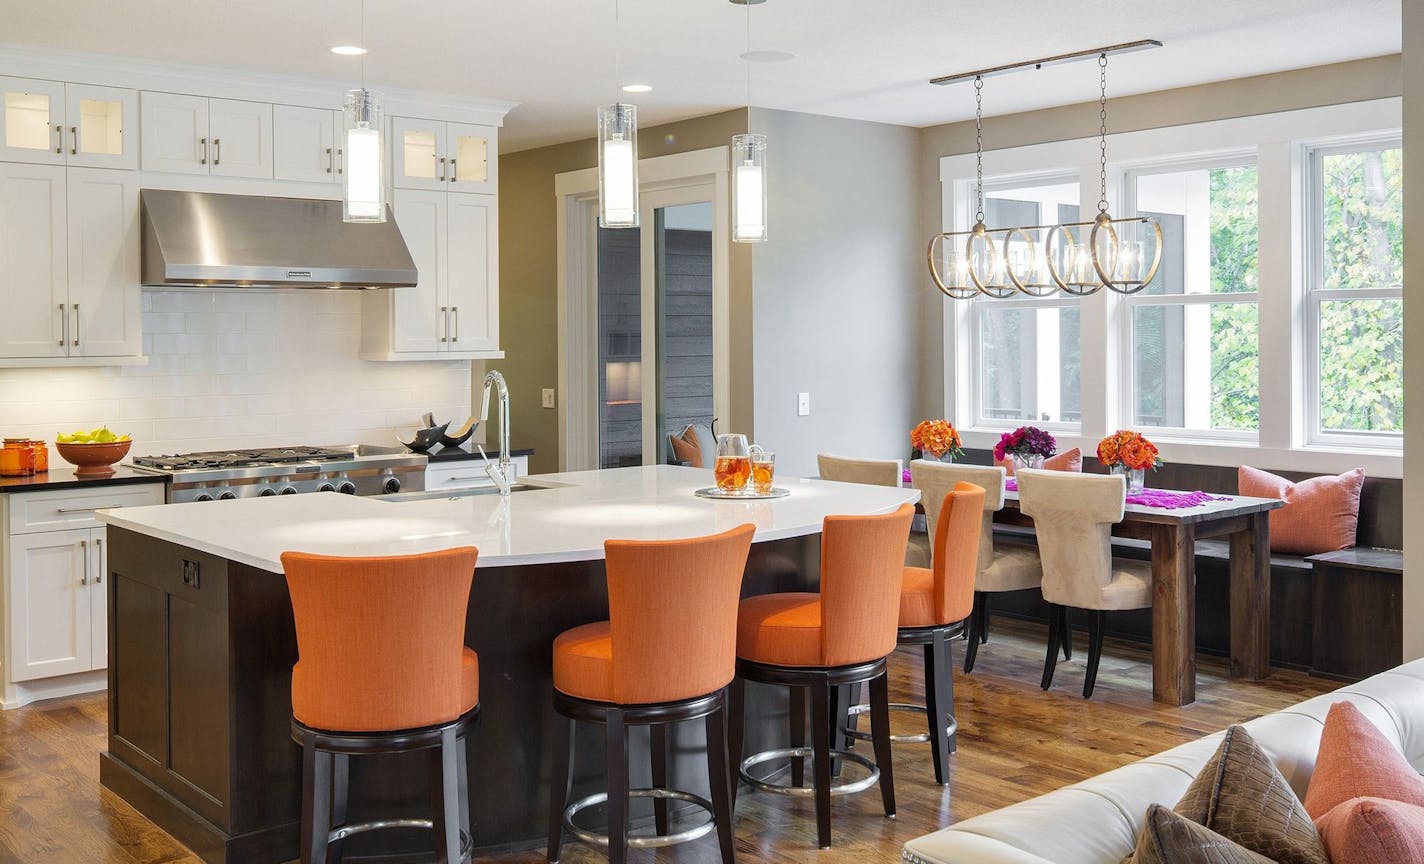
[0,78,137,169]
[392,117,497,194]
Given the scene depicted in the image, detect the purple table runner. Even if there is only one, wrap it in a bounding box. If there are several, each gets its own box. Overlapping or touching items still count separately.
[985,476,1228,509]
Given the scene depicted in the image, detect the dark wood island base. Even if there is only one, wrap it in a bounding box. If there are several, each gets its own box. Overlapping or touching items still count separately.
[100,526,821,864]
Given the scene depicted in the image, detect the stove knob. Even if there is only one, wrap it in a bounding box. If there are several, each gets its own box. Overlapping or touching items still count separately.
[317,482,336,493]
[258,487,277,497]
[279,486,299,495]
[337,481,357,495]
[218,491,238,501]
[382,476,402,495]
[194,493,214,503]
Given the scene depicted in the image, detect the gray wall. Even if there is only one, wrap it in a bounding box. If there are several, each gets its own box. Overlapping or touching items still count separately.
[1401,9,1423,660]
[749,108,922,478]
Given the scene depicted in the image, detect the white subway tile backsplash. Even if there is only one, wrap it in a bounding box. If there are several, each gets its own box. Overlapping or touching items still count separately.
[0,290,473,456]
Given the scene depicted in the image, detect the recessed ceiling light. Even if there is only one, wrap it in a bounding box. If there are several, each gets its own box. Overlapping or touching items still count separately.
[621,83,653,93]
[740,49,796,63]
[329,45,367,56]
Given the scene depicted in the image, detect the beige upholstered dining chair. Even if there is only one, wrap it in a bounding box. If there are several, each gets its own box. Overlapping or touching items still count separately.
[817,454,930,568]
[1014,468,1152,699]
[908,461,1044,673]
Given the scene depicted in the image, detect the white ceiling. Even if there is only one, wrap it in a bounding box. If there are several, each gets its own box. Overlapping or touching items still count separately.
[0,0,1400,152]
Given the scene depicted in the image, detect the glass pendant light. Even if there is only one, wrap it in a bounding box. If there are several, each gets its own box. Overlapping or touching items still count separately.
[598,0,639,228]
[731,0,768,242]
[342,0,385,223]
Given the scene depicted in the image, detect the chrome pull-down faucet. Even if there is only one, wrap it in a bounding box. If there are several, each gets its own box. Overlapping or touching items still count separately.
[478,370,512,496]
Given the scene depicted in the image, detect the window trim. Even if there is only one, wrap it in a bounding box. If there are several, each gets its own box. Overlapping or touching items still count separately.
[1119,156,1263,439]
[1302,135,1404,450]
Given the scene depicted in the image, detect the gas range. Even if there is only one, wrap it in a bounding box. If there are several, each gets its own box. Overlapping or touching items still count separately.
[132,445,426,503]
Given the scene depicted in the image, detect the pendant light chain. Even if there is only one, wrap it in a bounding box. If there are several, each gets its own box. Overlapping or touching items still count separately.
[974,75,985,223]
[745,0,752,122]
[1097,54,1109,214]
[614,0,621,96]
[359,0,367,88]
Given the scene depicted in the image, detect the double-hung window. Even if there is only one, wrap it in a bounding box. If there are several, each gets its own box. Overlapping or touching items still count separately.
[1305,138,1403,446]
[972,177,1082,429]
[1123,158,1260,436]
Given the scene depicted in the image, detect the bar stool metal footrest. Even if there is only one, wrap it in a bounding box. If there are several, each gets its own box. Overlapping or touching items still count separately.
[327,820,472,862]
[843,702,958,744]
[563,787,717,849]
[740,746,880,796]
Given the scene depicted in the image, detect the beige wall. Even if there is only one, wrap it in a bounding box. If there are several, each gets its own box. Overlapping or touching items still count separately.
[914,54,1403,423]
[497,109,748,474]
[1402,10,1423,659]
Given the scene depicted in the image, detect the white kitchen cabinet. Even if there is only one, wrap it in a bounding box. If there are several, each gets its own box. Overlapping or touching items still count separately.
[141,92,272,178]
[392,117,497,194]
[425,454,528,491]
[273,104,340,183]
[66,168,140,357]
[361,189,500,359]
[0,162,66,358]
[0,164,139,360]
[1,484,163,706]
[0,78,137,170]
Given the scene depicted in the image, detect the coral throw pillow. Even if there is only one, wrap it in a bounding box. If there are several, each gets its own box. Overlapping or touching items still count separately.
[996,447,1082,476]
[1315,797,1424,864]
[668,429,703,467]
[1237,466,1365,555]
[1303,701,1424,819]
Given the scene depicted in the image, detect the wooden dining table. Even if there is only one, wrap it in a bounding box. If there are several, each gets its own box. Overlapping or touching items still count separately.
[995,488,1284,706]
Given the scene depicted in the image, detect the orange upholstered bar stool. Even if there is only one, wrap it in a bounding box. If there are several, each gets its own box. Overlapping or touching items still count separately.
[729,504,916,850]
[282,547,480,864]
[547,524,755,864]
[842,483,983,785]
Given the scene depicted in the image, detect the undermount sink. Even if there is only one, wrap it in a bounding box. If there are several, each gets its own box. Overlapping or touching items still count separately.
[378,482,547,503]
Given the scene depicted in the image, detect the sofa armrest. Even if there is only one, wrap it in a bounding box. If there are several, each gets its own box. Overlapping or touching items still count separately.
[904,833,1060,864]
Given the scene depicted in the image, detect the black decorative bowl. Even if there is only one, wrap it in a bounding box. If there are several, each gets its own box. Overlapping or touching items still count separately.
[397,423,449,453]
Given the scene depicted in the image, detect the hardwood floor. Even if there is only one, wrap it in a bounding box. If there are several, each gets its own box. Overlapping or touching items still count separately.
[0,618,1334,864]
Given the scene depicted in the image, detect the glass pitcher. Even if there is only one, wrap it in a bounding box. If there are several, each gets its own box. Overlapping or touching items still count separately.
[713,434,752,492]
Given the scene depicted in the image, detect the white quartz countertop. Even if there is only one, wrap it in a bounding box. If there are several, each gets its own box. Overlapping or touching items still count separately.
[96,465,921,573]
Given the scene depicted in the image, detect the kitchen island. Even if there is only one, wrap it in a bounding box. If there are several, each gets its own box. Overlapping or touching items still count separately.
[95,465,919,864]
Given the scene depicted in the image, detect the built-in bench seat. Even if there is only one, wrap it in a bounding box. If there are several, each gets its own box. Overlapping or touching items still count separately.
[961,451,1404,680]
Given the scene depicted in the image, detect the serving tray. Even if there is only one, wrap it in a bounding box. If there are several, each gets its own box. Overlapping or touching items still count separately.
[694,486,790,500]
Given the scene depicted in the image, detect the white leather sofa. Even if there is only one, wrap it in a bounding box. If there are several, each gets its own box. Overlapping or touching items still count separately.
[902,659,1424,864]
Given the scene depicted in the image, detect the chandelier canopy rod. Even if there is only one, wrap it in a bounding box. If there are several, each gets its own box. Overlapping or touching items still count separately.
[929,39,1162,87]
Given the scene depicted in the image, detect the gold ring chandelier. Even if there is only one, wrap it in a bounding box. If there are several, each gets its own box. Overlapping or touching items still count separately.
[927,41,1164,299]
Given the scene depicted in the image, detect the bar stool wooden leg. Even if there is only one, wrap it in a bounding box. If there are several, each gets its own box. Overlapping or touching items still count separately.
[964,592,985,673]
[808,677,834,849]
[923,630,952,785]
[546,713,574,862]
[430,726,461,864]
[1041,602,1063,690]
[329,754,350,864]
[704,697,737,864]
[300,734,333,864]
[789,686,806,788]
[650,723,671,836]
[605,709,630,864]
[728,677,745,807]
[869,671,897,818]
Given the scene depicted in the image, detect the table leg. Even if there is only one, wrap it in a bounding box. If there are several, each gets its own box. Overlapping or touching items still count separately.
[1229,512,1271,680]
[1151,523,1196,706]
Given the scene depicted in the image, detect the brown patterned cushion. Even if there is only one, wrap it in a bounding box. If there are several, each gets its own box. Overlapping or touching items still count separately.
[1175,725,1328,864]
[1129,805,1275,863]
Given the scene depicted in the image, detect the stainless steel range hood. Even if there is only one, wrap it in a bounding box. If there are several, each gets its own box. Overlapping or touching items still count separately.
[140,189,417,289]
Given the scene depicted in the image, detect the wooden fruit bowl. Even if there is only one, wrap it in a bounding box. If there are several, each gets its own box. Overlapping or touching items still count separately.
[55,440,132,476]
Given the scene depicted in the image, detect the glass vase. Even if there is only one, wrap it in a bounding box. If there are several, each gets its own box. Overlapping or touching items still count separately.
[1011,453,1045,472]
[1111,464,1146,493]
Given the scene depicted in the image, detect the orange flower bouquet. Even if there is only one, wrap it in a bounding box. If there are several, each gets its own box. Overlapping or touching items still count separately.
[911,419,964,461]
[1097,430,1161,492]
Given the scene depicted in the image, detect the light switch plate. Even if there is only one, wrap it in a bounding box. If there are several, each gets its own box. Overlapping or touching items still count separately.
[541,388,556,409]
[797,392,811,416]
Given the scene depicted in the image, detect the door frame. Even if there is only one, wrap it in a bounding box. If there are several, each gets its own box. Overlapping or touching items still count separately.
[555,146,731,471]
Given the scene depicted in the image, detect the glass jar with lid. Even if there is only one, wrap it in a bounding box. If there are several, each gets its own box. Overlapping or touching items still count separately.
[30,440,48,473]
[2,438,34,476]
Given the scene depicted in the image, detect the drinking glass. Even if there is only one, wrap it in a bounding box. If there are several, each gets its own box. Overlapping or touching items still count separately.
[750,448,775,494]
[713,434,751,493]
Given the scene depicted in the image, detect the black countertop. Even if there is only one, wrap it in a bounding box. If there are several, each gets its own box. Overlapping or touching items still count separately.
[426,447,535,462]
[0,463,168,494]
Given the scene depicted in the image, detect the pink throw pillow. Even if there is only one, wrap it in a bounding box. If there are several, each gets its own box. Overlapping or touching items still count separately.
[1315,798,1424,864]
[1304,702,1424,820]
[1237,466,1364,556]
[996,447,1082,476]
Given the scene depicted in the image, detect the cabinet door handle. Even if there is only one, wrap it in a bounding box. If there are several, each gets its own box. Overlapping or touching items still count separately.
[337,147,344,174]
[56,505,122,513]
[448,158,457,183]
[214,138,221,166]
[58,303,67,347]
[439,156,447,182]
[325,147,333,173]
[200,137,208,165]
[72,304,79,347]
[79,539,88,584]
[439,306,449,343]
[70,125,78,156]
[451,307,459,343]
[94,538,103,584]
[54,123,62,154]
